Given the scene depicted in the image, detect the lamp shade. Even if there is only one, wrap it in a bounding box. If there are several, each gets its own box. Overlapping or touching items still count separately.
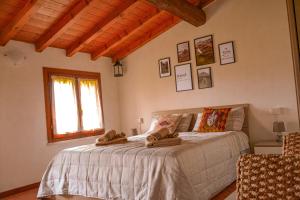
[273,121,286,132]
[270,107,283,115]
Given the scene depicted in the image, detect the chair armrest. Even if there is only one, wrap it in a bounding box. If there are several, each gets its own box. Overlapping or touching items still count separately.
[237,154,300,200]
[284,132,300,155]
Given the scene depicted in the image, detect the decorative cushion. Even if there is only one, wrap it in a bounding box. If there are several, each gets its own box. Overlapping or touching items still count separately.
[225,107,245,131]
[192,112,203,131]
[176,113,193,132]
[198,108,231,132]
[155,114,182,134]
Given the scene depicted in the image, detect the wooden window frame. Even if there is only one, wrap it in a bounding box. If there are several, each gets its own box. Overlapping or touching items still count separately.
[43,67,105,143]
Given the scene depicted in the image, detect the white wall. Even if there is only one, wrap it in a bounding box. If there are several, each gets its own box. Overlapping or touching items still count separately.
[118,0,299,144]
[0,41,121,192]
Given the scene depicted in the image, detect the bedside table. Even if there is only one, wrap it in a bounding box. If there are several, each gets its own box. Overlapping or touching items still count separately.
[254,141,282,154]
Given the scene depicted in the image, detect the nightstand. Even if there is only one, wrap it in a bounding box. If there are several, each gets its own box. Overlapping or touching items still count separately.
[254,141,283,154]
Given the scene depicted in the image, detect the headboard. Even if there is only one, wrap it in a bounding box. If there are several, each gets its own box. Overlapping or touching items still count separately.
[152,104,249,137]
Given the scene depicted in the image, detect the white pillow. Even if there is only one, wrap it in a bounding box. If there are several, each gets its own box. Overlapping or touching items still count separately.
[192,112,203,131]
[147,117,158,133]
[225,107,245,131]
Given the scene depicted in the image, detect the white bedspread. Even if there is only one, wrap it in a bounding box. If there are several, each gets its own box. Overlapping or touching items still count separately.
[37,131,249,200]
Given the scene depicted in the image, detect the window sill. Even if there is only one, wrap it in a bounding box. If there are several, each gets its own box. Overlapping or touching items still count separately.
[47,129,105,143]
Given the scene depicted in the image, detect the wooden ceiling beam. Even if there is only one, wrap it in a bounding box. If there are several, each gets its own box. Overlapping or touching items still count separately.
[112,14,180,61]
[66,0,137,57]
[91,9,160,60]
[146,0,206,27]
[197,0,214,8]
[0,0,42,46]
[35,0,93,52]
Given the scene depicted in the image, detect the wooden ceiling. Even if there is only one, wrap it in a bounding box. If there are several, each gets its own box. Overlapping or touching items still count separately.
[0,0,214,61]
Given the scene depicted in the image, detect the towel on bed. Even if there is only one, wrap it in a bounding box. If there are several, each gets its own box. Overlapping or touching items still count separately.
[146,128,170,143]
[146,137,182,148]
[96,130,127,146]
[145,128,181,147]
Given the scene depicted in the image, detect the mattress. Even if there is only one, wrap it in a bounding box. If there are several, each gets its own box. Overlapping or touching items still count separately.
[38,131,249,200]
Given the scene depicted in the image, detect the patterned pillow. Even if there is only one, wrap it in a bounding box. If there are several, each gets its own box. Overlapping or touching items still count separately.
[155,114,182,134]
[176,113,193,132]
[198,108,231,132]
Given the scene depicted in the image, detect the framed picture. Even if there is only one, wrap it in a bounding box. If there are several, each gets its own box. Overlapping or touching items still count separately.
[194,35,215,66]
[174,63,193,92]
[218,41,235,65]
[197,67,213,89]
[158,57,171,78]
[176,41,191,63]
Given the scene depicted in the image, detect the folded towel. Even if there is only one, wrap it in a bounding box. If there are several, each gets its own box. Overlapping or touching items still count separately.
[146,128,170,143]
[96,130,127,146]
[96,137,128,146]
[168,131,179,138]
[146,137,182,148]
[98,129,117,142]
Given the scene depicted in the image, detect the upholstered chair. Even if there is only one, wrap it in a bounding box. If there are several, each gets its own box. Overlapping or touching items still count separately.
[237,132,300,199]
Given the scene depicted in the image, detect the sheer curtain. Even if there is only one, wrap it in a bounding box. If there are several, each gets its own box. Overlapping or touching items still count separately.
[52,76,79,134]
[79,79,103,130]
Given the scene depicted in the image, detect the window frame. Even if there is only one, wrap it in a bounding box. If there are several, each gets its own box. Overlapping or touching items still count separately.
[43,67,105,143]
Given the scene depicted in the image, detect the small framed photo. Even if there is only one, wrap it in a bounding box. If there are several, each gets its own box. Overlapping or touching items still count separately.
[197,67,213,89]
[177,41,191,63]
[158,57,171,78]
[218,41,235,65]
[174,63,193,92]
[194,35,215,66]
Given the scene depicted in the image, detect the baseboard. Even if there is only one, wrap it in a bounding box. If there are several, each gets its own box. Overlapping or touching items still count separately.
[0,182,40,198]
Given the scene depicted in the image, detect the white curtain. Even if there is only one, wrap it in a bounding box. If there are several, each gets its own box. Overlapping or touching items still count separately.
[79,79,103,130]
[52,76,79,134]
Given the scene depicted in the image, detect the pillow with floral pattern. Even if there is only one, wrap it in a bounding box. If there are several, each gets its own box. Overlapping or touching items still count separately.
[198,108,231,132]
[155,114,182,134]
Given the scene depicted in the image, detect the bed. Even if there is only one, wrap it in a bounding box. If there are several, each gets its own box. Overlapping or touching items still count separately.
[38,104,250,200]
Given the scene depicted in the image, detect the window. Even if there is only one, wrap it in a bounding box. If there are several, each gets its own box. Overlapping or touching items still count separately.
[43,67,104,143]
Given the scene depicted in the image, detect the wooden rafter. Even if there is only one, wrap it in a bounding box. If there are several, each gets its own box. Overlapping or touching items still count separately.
[35,0,93,52]
[91,9,160,60]
[146,0,206,27]
[112,14,180,61]
[197,0,214,8]
[66,0,137,57]
[0,0,42,46]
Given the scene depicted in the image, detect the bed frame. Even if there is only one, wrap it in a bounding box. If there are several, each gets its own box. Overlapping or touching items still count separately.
[42,103,249,200]
[152,103,249,137]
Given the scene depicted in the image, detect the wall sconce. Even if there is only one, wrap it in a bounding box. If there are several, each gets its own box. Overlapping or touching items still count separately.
[113,60,123,77]
[137,117,144,134]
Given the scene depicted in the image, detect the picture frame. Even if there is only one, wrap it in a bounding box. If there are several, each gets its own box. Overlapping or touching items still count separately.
[176,41,191,63]
[218,41,235,65]
[174,63,193,92]
[158,57,171,78]
[197,67,213,89]
[194,35,215,66]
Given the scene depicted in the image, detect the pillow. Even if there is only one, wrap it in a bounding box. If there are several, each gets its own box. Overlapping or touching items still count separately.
[225,107,245,131]
[155,114,182,134]
[198,108,231,132]
[147,117,159,133]
[176,113,193,132]
[192,112,203,131]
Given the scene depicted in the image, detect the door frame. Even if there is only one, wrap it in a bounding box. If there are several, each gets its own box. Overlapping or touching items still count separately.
[287,0,300,125]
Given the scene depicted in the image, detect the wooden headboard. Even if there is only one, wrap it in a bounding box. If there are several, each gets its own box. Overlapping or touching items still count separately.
[152,104,249,137]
